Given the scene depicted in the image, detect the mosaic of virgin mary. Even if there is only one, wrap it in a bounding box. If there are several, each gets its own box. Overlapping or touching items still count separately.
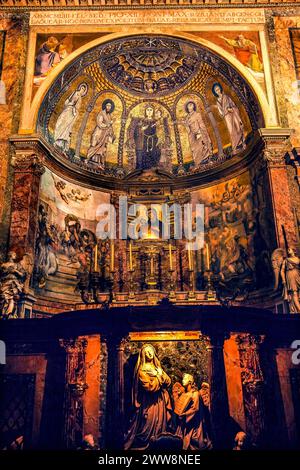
[127,105,166,170]
[125,344,172,450]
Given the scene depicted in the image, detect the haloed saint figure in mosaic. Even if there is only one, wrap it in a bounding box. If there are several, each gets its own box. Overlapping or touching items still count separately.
[87,99,116,170]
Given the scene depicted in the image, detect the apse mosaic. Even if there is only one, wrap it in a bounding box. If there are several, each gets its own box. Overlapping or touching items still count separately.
[191,172,273,297]
[34,168,110,298]
[38,35,262,180]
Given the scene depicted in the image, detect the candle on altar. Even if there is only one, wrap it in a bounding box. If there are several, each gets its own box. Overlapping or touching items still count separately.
[150,255,154,276]
[129,242,133,271]
[168,242,173,270]
[206,242,210,270]
[188,242,192,271]
[94,242,98,272]
[110,240,115,271]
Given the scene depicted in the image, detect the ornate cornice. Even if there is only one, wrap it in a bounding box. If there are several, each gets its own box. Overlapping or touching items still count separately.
[9,130,265,192]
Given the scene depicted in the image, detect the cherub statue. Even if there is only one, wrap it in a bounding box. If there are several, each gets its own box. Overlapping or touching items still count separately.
[172,373,212,450]
[0,251,29,319]
[233,431,248,451]
[271,247,300,313]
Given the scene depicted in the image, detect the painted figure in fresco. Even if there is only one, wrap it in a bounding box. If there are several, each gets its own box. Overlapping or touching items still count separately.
[183,101,213,167]
[272,247,300,313]
[173,374,212,451]
[34,36,61,76]
[60,214,81,263]
[0,252,27,319]
[215,227,253,281]
[212,83,246,155]
[35,204,58,288]
[87,99,116,170]
[125,344,172,450]
[54,82,88,153]
[219,34,263,73]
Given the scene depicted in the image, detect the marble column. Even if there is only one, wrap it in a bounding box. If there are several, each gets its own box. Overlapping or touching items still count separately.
[9,149,45,256]
[235,334,266,447]
[205,332,230,449]
[259,129,297,249]
[104,333,127,450]
[59,337,88,449]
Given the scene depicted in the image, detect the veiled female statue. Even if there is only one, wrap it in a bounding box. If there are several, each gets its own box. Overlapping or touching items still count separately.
[125,344,172,450]
[272,247,300,313]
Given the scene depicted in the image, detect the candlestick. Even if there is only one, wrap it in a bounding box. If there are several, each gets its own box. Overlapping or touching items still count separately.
[150,256,154,276]
[94,242,98,272]
[110,240,115,271]
[188,242,192,271]
[168,242,173,271]
[129,242,133,271]
[206,242,210,270]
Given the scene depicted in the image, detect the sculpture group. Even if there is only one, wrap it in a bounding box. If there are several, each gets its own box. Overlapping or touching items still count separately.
[125,344,212,451]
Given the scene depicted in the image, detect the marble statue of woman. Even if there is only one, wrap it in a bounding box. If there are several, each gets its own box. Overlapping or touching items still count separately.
[212,82,246,155]
[173,373,212,450]
[54,82,88,153]
[87,99,115,170]
[0,251,27,318]
[184,101,213,167]
[272,247,300,313]
[125,344,172,450]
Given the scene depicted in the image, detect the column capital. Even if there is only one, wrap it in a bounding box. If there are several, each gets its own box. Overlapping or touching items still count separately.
[11,151,45,176]
[101,332,129,349]
[59,337,88,355]
[203,330,229,349]
[235,333,265,350]
[258,128,292,168]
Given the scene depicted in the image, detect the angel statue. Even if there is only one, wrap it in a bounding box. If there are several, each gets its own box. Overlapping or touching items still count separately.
[172,374,212,450]
[0,251,31,319]
[271,247,300,313]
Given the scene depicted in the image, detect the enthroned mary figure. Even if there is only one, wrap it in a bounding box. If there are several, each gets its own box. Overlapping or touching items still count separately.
[125,344,172,450]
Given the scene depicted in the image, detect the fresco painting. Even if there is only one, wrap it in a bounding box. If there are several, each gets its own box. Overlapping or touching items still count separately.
[192,172,273,297]
[189,31,265,89]
[34,168,110,298]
